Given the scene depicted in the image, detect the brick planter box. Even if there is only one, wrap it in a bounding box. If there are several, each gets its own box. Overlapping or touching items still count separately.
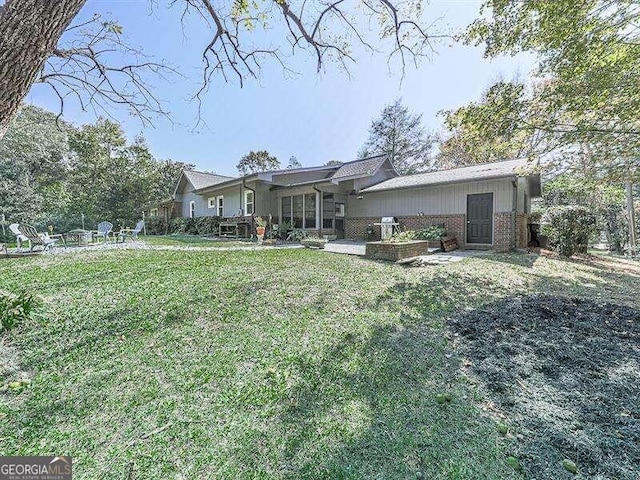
[426,239,442,249]
[366,240,428,262]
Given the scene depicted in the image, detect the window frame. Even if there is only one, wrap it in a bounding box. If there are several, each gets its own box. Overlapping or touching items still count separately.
[244,190,254,216]
[207,197,216,209]
[280,192,318,229]
[217,196,224,217]
[189,201,196,218]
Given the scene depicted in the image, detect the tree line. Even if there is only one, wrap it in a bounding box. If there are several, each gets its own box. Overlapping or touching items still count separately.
[0,105,191,232]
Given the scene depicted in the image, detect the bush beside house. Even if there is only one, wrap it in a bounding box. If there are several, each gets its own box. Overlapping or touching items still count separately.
[542,206,597,256]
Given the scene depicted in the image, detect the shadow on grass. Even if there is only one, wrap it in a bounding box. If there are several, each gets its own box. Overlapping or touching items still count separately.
[269,324,516,479]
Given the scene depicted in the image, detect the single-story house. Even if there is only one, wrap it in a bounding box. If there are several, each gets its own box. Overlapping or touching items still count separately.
[147,156,541,251]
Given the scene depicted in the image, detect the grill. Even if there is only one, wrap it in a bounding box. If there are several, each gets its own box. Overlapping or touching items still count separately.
[373,216,399,240]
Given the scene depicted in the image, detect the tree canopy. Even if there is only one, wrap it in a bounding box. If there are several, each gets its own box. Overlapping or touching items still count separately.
[466,0,640,181]
[436,81,541,169]
[359,99,434,175]
[0,105,189,230]
[236,150,280,175]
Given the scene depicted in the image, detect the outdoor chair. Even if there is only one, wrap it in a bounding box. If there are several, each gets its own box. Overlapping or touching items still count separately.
[17,224,58,252]
[93,221,114,243]
[117,220,145,243]
[9,223,31,251]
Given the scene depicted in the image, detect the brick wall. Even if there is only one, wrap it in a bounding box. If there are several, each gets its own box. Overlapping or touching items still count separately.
[516,213,529,249]
[365,241,429,261]
[349,213,521,252]
[346,214,466,247]
[494,212,513,252]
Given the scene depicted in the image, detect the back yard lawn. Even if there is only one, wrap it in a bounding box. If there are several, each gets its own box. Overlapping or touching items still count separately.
[141,234,255,247]
[0,249,638,479]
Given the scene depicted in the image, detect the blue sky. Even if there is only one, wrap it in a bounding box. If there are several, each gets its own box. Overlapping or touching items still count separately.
[24,0,535,176]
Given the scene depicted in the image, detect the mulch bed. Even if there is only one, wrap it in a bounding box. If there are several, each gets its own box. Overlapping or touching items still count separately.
[448,295,640,479]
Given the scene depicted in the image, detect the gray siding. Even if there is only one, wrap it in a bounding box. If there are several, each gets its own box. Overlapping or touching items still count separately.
[201,185,243,217]
[181,187,209,217]
[348,178,517,217]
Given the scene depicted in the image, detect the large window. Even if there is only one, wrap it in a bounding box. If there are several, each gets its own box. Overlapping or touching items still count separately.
[217,196,224,217]
[189,201,196,218]
[281,193,317,229]
[304,193,316,229]
[244,191,254,216]
[322,193,333,229]
[281,197,292,225]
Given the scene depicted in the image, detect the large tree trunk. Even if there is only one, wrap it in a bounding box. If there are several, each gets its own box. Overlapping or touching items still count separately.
[0,0,86,140]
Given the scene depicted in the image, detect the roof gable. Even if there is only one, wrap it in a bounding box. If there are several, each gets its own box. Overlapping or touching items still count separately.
[175,170,235,195]
[361,159,532,193]
[331,155,390,181]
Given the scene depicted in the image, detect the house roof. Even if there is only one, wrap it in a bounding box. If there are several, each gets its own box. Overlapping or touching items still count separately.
[361,159,531,193]
[193,156,394,193]
[331,155,389,180]
[182,170,235,190]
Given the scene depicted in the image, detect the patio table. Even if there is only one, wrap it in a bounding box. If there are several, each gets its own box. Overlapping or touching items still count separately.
[64,229,93,247]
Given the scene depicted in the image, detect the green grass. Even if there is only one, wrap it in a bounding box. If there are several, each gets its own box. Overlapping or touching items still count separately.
[0,249,638,479]
[141,234,255,248]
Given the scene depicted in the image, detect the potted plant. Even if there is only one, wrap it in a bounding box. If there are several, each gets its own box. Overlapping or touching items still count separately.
[263,230,278,246]
[254,216,266,244]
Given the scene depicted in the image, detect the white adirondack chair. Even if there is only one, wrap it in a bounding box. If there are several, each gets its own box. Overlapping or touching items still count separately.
[9,223,31,251]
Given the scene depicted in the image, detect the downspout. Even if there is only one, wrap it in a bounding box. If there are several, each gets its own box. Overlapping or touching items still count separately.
[511,178,518,250]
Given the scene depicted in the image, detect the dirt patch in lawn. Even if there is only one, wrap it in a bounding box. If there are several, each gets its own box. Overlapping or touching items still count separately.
[448,295,640,479]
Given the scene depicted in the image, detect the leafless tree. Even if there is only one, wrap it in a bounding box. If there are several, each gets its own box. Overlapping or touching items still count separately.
[0,0,448,140]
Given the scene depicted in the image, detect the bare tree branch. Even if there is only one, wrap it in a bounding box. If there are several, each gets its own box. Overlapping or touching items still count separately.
[35,14,177,127]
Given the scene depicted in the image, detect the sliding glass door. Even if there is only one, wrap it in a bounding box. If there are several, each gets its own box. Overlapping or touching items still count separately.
[280,193,317,229]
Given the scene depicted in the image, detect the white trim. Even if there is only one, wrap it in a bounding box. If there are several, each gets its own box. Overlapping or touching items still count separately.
[207,197,216,208]
[189,201,196,219]
[244,190,254,216]
[217,196,224,217]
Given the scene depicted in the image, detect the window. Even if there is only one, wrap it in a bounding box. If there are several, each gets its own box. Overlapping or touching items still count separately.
[322,193,334,229]
[304,193,316,229]
[244,191,254,216]
[292,195,303,228]
[217,196,224,217]
[208,197,216,208]
[189,201,196,218]
[281,196,292,224]
[150,208,159,217]
[280,193,317,229]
